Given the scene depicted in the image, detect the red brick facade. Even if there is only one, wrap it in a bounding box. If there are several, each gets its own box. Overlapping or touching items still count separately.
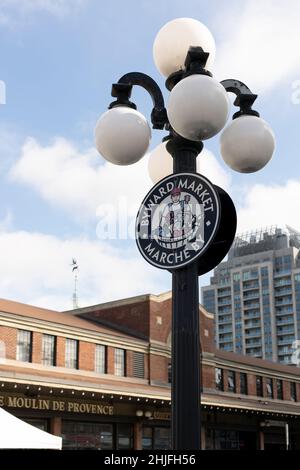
[1,293,300,450]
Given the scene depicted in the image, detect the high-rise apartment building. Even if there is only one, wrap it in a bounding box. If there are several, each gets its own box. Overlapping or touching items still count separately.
[202,226,300,364]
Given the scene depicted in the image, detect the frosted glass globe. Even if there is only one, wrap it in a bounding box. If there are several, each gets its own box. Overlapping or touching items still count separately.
[220,115,275,173]
[167,74,229,141]
[148,142,173,184]
[95,107,151,165]
[153,18,215,77]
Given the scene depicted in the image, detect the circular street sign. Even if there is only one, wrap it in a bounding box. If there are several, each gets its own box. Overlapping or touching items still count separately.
[136,172,221,270]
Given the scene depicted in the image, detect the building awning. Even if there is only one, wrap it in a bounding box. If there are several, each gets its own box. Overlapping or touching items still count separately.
[0,407,62,449]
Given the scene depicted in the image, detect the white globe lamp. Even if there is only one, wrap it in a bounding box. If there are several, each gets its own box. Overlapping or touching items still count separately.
[148,141,173,184]
[220,115,275,173]
[95,106,151,165]
[167,74,229,141]
[153,18,215,77]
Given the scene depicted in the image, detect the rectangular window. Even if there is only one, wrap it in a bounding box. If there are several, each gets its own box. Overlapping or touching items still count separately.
[132,352,145,379]
[116,424,133,450]
[42,334,56,366]
[256,376,263,397]
[240,373,248,395]
[266,378,273,398]
[168,363,172,384]
[65,338,78,369]
[261,267,269,277]
[16,330,32,362]
[277,379,283,400]
[291,382,297,402]
[115,348,126,377]
[215,368,224,391]
[95,344,106,374]
[227,370,236,393]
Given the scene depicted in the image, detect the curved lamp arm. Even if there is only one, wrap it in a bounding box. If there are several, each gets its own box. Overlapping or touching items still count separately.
[109,72,168,130]
[221,79,260,119]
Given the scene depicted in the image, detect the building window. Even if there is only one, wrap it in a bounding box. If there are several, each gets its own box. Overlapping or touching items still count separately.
[277,379,283,400]
[42,334,56,366]
[240,373,248,395]
[65,339,78,369]
[116,424,133,450]
[215,368,224,391]
[227,370,236,393]
[168,363,172,384]
[115,348,126,376]
[132,352,144,379]
[62,421,113,449]
[95,344,106,374]
[291,382,297,402]
[16,330,32,362]
[266,378,273,399]
[256,376,263,397]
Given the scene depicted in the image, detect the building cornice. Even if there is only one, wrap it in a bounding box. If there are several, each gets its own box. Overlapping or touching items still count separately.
[0,313,148,352]
[203,353,300,382]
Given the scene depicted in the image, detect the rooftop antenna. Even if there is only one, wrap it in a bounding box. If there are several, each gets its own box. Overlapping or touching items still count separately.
[71,258,79,309]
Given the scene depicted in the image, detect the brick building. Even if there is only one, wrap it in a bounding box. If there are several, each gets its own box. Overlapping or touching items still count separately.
[1,292,300,449]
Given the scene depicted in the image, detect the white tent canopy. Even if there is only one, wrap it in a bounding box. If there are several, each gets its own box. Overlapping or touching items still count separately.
[0,408,62,449]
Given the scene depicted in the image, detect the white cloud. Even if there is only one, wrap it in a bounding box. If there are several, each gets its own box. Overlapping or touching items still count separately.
[198,149,231,191]
[0,227,167,311]
[213,0,300,93]
[10,136,231,224]
[235,179,300,233]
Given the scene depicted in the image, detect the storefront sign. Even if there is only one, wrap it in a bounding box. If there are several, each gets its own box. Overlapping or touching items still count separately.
[136,173,220,269]
[152,411,171,420]
[0,394,114,415]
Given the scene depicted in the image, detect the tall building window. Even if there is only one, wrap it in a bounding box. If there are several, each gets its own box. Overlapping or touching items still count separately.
[227,370,236,393]
[256,376,263,397]
[132,352,144,379]
[291,382,297,402]
[16,330,32,362]
[95,344,106,374]
[42,334,56,366]
[266,378,273,398]
[65,339,78,369]
[115,348,126,377]
[261,267,269,277]
[240,373,248,395]
[277,379,283,400]
[215,368,224,391]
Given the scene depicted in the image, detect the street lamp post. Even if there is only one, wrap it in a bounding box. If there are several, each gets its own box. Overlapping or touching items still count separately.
[95,18,275,450]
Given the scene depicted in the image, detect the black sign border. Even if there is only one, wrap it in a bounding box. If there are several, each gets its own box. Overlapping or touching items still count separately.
[135,172,221,270]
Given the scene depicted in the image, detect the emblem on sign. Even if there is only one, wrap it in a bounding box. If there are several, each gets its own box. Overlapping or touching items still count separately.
[136,173,220,269]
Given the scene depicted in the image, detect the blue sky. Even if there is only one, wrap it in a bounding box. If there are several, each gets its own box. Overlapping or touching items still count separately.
[0,0,300,310]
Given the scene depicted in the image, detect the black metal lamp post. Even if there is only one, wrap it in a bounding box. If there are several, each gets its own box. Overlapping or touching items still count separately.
[94,18,275,450]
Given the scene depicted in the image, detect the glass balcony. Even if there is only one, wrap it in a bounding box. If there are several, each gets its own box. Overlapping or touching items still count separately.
[218,317,232,325]
[218,298,232,306]
[218,327,232,334]
[217,289,231,297]
[274,279,292,287]
[244,311,261,319]
[275,297,293,306]
[277,337,295,346]
[243,282,260,291]
[276,318,294,326]
[245,330,261,338]
[245,321,261,328]
[243,302,260,310]
[243,291,260,300]
[245,339,262,347]
[274,288,292,296]
[276,327,295,335]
